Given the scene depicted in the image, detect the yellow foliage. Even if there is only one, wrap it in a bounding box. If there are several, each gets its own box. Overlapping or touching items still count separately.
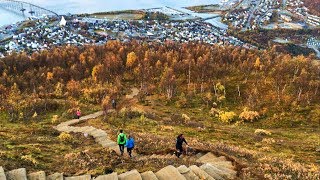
[32,112,38,118]
[58,132,73,142]
[218,111,237,123]
[21,155,38,165]
[46,72,54,81]
[51,115,59,124]
[126,51,137,68]
[239,108,260,122]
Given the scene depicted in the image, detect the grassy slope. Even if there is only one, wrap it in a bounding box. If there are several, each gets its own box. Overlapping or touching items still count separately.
[0,89,319,177]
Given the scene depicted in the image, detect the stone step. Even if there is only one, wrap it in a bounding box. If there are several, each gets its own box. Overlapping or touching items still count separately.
[155,165,186,180]
[118,169,142,180]
[200,163,231,180]
[64,175,91,180]
[0,167,6,180]
[209,161,234,170]
[177,165,199,180]
[64,119,81,126]
[47,173,63,180]
[94,172,118,180]
[6,168,27,180]
[189,165,214,180]
[209,164,237,178]
[84,127,99,134]
[95,138,114,145]
[91,131,108,138]
[27,171,45,180]
[195,153,204,159]
[196,152,218,163]
[140,171,158,180]
[100,141,117,148]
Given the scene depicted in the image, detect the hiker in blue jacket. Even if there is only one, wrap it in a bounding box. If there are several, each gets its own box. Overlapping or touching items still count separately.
[125,135,135,157]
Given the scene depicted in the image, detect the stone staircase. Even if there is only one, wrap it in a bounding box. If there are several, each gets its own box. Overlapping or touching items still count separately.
[0,152,237,180]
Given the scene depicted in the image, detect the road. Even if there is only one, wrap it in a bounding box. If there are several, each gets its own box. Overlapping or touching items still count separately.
[245,0,263,30]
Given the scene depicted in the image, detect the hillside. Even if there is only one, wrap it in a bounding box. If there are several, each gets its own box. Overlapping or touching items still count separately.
[0,41,319,179]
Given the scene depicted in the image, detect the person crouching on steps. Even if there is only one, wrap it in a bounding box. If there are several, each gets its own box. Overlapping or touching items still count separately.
[176,134,188,158]
[125,135,135,158]
[117,130,127,156]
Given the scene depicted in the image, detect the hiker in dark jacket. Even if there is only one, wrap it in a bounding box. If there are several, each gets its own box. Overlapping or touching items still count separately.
[175,134,188,158]
[125,135,135,157]
[117,130,127,156]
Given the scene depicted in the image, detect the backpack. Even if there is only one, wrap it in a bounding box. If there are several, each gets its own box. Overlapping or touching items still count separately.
[119,134,125,142]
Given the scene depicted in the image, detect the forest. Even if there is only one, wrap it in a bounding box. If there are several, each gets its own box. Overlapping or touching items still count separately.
[0,40,319,123]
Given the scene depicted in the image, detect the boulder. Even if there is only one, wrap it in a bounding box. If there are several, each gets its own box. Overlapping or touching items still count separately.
[155,165,185,180]
[65,175,91,180]
[177,165,199,180]
[254,129,271,136]
[94,172,118,180]
[0,167,6,180]
[140,171,158,180]
[6,168,27,180]
[188,165,214,180]
[28,171,46,180]
[118,169,142,180]
[47,173,63,180]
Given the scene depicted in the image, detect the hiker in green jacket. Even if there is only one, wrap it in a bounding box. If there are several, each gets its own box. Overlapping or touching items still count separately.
[117,130,127,156]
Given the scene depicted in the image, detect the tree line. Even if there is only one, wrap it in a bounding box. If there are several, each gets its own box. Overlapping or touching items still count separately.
[0,40,319,121]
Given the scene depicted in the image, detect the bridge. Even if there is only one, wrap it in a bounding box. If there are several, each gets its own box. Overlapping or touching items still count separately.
[0,0,58,18]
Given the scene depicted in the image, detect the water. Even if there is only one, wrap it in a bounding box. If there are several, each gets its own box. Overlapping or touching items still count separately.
[0,0,222,26]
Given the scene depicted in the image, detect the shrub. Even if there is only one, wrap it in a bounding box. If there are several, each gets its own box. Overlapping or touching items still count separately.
[218,111,237,123]
[21,155,38,165]
[58,132,73,143]
[51,115,59,124]
[176,92,188,108]
[239,108,260,122]
[262,138,275,144]
[209,107,219,116]
[119,106,144,119]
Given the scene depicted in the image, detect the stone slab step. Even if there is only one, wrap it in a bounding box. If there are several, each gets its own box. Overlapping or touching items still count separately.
[177,165,199,180]
[100,141,117,148]
[27,171,45,180]
[155,165,186,180]
[47,173,63,180]
[189,165,214,180]
[140,171,158,180]
[118,169,142,180]
[6,168,27,180]
[64,119,80,126]
[209,161,234,170]
[0,167,6,180]
[209,164,237,178]
[94,172,118,180]
[201,163,231,180]
[65,175,91,180]
[196,152,218,163]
